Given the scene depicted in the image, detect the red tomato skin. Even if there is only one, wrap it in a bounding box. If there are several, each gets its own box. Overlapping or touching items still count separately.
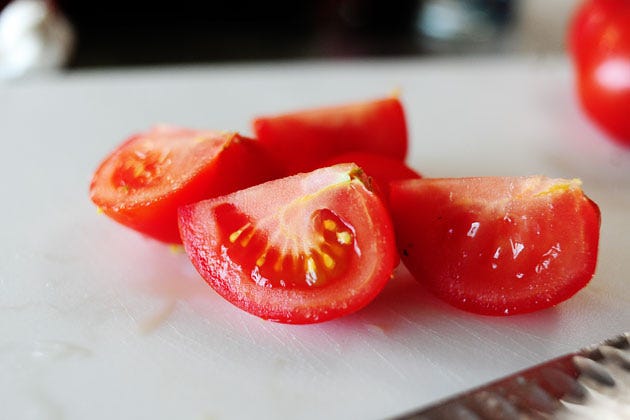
[252,97,408,174]
[90,127,279,244]
[178,164,397,324]
[569,0,630,146]
[389,177,601,316]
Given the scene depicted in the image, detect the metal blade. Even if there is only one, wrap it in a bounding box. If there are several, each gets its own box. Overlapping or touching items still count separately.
[392,333,630,419]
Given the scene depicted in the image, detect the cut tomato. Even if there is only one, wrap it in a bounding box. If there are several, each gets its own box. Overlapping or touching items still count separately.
[178,163,397,324]
[90,125,278,244]
[324,152,421,204]
[390,177,600,316]
[252,96,408,174]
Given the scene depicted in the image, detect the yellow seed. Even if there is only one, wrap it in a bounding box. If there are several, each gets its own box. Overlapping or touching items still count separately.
[307,257,317,272]
[229,223,250,243]
[305,257,318,286]
[133,163,145,178]
[239,229,255,247]
[96,207,104,214]
[314,233,326,245]
[323,219,337,231]
[256,251,267,267]
[336,231,352,245]
[322,252,335,269]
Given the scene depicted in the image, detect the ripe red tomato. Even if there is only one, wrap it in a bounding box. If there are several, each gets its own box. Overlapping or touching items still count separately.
[569,0,630,147]
[252,97,408,174]
[90,126,278,244]
[178,163,397,324]
[389,177,600,316]
[323,151,421,204]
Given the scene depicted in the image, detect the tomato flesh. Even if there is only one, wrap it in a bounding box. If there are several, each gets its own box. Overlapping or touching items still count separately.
[390,177,601,316]
[252,97,408,174]
[178,163,397,324]
[215,204,355,290]
[90,125,278,244]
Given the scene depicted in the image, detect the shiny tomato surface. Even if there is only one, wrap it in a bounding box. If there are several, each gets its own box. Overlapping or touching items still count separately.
[390,177,600,316]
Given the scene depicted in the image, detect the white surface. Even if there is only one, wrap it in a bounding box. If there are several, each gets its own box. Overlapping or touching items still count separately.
[1,57,629,420]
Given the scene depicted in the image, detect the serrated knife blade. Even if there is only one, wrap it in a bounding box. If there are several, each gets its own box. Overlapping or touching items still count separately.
[392,333,630,419]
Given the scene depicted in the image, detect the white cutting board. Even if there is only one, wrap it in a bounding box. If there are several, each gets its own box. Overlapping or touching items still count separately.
[1,57,629,420]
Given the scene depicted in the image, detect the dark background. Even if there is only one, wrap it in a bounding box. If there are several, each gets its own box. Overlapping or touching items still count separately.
[1,0,516,68]
[59,0,422,68]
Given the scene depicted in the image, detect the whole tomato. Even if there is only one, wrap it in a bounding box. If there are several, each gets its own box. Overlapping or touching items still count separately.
[568,0,630,147]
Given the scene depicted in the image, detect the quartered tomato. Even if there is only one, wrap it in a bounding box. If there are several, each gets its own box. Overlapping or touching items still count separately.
[389,176,600,316]
[569,0,630,146]
[178,163,397,324]
[90,125,278,244]
[324,152,421,204]
[252,97,408,174]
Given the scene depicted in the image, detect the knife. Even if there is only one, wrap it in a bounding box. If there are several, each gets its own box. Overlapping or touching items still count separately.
[392,333,630,419]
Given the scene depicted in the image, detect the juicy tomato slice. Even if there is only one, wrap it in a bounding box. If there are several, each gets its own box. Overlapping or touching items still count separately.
[324,152,421,204]
[178,163,397,324]
[90,125,278,244]
[390,177,601,316]
[568,0,630,146]
[252,97,408,174]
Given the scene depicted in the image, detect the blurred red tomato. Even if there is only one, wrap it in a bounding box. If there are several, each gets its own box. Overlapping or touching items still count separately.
[569,0,630,147]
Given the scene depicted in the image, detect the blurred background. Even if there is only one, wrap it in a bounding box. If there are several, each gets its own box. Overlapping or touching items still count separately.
[0,0,578,77]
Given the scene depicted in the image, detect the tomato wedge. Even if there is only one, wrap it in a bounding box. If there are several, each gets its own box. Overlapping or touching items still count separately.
[389,176,601,316]
[178,163,397,324]
[90,125,278,244]
[252,97,408,174]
